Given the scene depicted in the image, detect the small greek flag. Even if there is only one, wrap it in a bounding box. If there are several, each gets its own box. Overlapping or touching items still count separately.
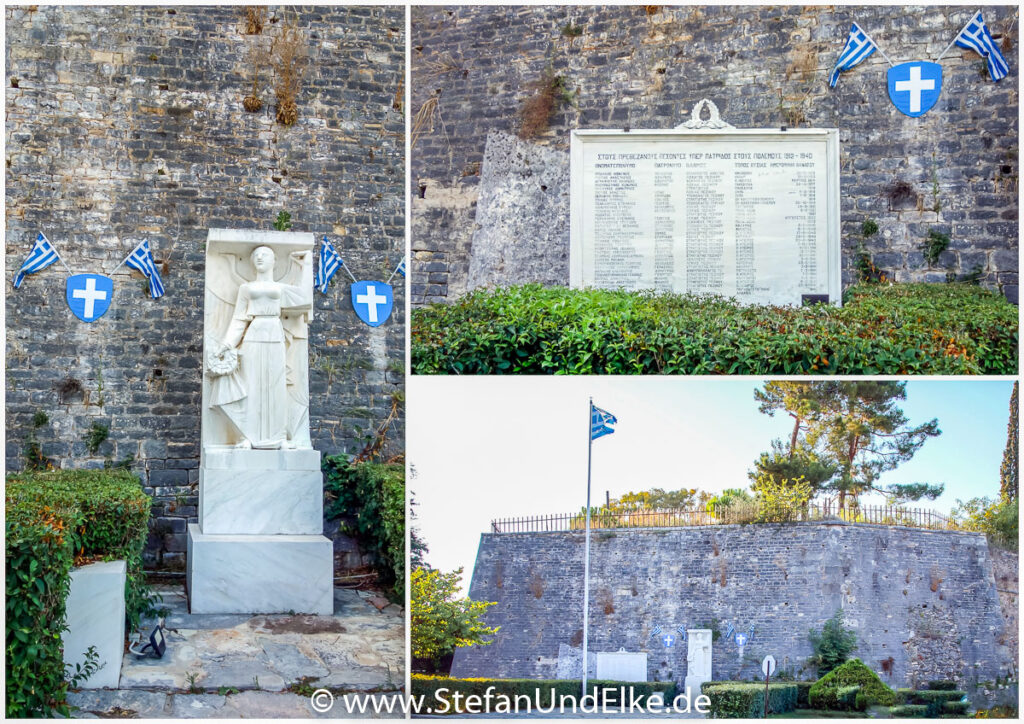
[395,258,406,277]
[954,12,1009,82]
[13,232,60,288]
[316,236,342,293]
[124,239,165,298]
[591,404,617,440]
[829,22,878,88]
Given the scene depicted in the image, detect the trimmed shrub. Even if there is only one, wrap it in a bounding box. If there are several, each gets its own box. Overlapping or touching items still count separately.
[928,680,959,690]
[900,688,968,717]
[6,470,152,717]
[795,681,814,708]
[410,676,676,713]
[889,704,929,717]
[837,685,862,710]
[411,283,1018,375]
[943,700,970,715]
[808,659,898,710]
[703,683,798,718]
[323,456,405,599]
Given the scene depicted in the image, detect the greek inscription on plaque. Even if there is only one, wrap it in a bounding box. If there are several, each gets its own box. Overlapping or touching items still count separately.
[570,129,841,306]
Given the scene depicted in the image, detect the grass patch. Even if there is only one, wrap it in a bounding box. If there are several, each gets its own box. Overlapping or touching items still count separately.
[412,283,1017,375]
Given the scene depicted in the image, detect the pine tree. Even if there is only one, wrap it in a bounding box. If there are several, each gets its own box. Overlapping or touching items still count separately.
[999,382,1018,503]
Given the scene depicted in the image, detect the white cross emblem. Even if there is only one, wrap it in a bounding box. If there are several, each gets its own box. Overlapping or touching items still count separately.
[356,284,386,323]
[662,634,675,647]
[73,277,109,319]
[894,65,935,114]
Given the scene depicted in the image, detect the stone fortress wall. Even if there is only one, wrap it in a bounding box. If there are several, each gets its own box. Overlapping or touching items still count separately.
[410,5,1018,305]
[453,522,1017,698]
[5,5,405,567]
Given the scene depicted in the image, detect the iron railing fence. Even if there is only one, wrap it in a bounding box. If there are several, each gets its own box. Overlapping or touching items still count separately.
[490,499,955,534]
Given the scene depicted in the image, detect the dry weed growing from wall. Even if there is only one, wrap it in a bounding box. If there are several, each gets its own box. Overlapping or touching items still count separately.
[272,16,306,126]
[243,6,266,35]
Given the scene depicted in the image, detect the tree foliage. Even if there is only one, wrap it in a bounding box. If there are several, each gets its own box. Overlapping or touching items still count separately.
[953,496,1018,551]
[411,567,499,669]
[754,475,813,523]
[706,487,753,511]
[753,382,943,510]
[807,610,859,676]
[1000,382,1018,503]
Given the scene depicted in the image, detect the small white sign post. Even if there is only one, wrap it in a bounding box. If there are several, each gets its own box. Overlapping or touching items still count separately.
[761,655,777,717]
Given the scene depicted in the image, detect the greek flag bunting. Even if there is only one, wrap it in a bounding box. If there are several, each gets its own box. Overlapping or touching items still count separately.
[954,12,1009,82]
[13,232,60,288]
[829,22,878,88]
[591,404,617,440]
[395,258,406,277]
[316,236,342,293]
[124,239,165,298]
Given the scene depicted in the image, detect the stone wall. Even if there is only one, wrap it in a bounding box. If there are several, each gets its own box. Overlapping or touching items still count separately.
[453,523,1016,698]
[5,5,405,568]
[411,4,1018,305]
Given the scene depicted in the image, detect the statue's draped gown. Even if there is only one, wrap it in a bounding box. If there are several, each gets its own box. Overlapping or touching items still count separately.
[226,280,306,448]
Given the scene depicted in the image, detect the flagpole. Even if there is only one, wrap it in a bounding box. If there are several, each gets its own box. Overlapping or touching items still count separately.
[857,24,894,67]
[111,238,147,274]
[936,12,977,62]
[385,259,404,284]
[339,259,358,283]
[43,232,74,275]
[582,397,593,701]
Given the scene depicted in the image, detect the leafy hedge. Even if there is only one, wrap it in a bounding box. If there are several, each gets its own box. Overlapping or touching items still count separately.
[411,676,675,713]
[411,283,1017,375]
[795,681,814,708]
[702,682,798,718]
[808,659,897,710]
[323,456,405,599]
[897,687,968,717]
[6,470,152,718]
[888,704,929,717]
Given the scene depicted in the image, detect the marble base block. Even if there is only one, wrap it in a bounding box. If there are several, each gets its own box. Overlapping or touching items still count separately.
[187,524,333,614]
[203,447,321,471]
[63,560,126,689]
[199,468,323,535]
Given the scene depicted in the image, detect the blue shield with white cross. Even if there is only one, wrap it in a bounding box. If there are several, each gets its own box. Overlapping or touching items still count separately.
[66,273,114,323]
[887,61,942,118]
[661,634,675,648]
[351,281,393,327]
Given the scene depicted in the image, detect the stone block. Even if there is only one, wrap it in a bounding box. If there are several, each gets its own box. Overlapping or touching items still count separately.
[202,448,321,472]
[63,560,126,689]
[187,524,333,615]
[199,467,324,535]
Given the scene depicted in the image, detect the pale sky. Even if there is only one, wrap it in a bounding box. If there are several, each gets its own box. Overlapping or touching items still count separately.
[408,378,1014,590]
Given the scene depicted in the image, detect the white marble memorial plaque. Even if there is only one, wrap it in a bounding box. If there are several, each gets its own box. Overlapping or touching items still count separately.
[570,128,840,305]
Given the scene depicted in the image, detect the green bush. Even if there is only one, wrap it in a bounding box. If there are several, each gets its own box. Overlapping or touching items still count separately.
[900,688,967,717]
[6,470,152,718]
[703,683,798,718]
[795,681,814,708]
[808,609,858,676]
[808,659,897,710]
[837,685,862,710]
[411,283,1018,375]
[928,680,958,691]
[411,676,676,713]
[323,456,405,599]
[888,704,929,717]
[943,701,970,715]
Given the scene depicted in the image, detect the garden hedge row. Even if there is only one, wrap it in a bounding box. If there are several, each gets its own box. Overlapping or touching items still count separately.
[411,676,676,713]
[897,687,968,716]
[411,283,1017,375]
[701,682,798,718]
[5,470,152,717]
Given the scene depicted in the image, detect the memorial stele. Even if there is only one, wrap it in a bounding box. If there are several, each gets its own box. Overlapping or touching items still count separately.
[187,228,333,615]
[570,99,841,306]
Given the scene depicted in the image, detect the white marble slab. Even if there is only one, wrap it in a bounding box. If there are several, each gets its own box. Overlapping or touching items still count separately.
[187,524,333,614]
[199,468,323,535]
[684,628,713,700]
[63,560,126,689]
[202,447,321,471]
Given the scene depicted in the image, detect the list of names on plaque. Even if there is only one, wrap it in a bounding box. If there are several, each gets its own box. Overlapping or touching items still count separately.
[579,137,831,305]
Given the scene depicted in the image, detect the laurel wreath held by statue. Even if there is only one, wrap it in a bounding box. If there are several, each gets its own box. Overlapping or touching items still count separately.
[206,346,239,377]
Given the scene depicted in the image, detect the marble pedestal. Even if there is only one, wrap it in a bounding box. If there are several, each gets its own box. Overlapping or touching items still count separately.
[187,449,333,614]
[63,560,126,689]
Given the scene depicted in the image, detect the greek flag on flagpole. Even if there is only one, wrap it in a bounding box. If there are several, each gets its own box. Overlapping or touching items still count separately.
[954,12,1009,82]
[829,22,878,88]
[396,258,406,277]
[13,233,60,288]
[591,405,617,440]
[124,239,165,298]
[316,236,342,293]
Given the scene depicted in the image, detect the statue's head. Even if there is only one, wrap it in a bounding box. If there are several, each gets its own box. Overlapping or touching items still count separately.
[251,245,275,273]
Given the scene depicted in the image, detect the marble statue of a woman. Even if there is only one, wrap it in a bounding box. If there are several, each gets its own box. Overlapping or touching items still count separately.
[205,245,313,450]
